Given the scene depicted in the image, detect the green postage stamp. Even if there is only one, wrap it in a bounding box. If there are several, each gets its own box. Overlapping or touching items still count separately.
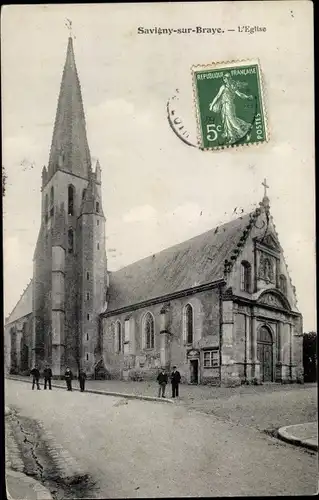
[192,59,268,150]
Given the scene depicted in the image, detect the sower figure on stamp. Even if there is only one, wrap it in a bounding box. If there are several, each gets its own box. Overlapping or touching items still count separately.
[30,366,41,390]
[157,368,168,398]
[171,365,181,398]
[64,367,73,391]
[78,368,87,392]
[43,364,52,390]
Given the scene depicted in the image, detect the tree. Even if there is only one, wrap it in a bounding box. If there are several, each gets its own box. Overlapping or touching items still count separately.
[303,332,317,383]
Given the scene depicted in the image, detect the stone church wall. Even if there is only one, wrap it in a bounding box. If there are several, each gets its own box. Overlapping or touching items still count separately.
[101,287,221,384]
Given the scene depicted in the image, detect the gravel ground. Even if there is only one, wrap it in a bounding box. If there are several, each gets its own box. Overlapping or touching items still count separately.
[5,379,318,498]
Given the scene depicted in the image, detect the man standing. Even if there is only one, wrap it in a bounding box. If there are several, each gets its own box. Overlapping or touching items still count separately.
[64,367,73,391]
[157,368,168,398]
[171,365,181,398]
[30,366,41,390]
[78,369,87,392]
[43,364,52,390]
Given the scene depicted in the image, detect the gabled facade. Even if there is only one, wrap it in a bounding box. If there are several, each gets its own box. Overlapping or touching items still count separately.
[4,36,304,386]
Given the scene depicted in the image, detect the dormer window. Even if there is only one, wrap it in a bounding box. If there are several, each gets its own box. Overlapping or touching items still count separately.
[240,261,251,292]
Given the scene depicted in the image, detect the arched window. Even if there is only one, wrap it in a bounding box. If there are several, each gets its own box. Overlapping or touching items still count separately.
[96,201,100,213]
[50,186,54,217]
[68,229,74,254]
[68,185,75,216]
[184,304,194,344]
[240,261,251,292]
[82,189,87,200]
[115,321,122,353]
[44,194,48,223]
[143,312,155,349]
[279,274,287,294]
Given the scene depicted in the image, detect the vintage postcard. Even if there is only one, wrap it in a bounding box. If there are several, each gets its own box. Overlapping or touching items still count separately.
[2,2,316,499]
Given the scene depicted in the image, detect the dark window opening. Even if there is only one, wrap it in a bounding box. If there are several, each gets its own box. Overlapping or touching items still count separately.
[96,202,100,213]
[82,189,87,200]
[97,219,100,226]
[185,304,194,344]
[87,313,90,320]
[68,185,75,216]
[86,292,90,301]
[97,243,100,250]
[86,353,89,361]
[68,229,74,254]
[86,334,89,341]
[50,186,54,217]
[144,313,155,349]
[86,272,90,280]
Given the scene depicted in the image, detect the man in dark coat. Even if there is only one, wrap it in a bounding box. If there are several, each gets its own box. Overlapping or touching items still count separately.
[171,365,181,398]
[43,364,53,390]
[64,367,73,391]
[30,366,41,390]
[157,368,168,398]
[78,369,87,392]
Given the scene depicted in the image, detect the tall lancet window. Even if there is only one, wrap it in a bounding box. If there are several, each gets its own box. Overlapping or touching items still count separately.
[44,194,48,223]
[143,312,155,349]
[82,189,87,200]
[240,261,251,292]
[68,229,74,254]
[184,304,194,344]
[68,185,75,216]
[96,201,100,213]
[50,186,54,217]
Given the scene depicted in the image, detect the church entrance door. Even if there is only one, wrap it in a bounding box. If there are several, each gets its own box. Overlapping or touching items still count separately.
[190,359,199,384]
[257,326,273,382]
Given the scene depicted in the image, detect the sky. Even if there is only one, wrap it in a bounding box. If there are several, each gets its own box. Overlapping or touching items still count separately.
[2,2,315,330]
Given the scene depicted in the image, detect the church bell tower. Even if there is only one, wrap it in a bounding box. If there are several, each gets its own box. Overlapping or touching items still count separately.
[32,36,108,377]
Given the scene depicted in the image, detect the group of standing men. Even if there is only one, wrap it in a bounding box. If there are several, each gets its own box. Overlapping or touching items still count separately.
[30,365,87,392]
[157,366,181,398]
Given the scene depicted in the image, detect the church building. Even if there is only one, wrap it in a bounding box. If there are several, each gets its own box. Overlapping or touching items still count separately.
[4,36,304,386]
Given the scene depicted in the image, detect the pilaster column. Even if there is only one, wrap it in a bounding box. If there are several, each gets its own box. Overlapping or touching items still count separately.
[251,309,260,381]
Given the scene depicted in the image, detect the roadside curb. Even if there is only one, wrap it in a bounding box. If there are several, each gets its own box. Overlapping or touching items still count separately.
[6,376,175,404]
[6,468,53,500]
[277,424,318,452]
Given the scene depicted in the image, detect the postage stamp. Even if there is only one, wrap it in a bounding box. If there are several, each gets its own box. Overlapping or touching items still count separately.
[192,59,268,150]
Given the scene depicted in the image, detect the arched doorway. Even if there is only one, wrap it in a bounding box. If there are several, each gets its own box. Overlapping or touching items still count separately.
[257,325,273,382]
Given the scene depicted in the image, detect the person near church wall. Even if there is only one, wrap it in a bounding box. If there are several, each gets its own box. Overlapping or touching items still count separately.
[78,369,87,392]
[157,368,168,398]
[43,364,53,390]
[171,365,181,398]
[30,366,41,390]
[64,367,73,391]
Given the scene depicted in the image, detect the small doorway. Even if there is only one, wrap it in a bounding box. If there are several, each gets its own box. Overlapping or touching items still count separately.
[257,325,274,382]
[190,359,199,384]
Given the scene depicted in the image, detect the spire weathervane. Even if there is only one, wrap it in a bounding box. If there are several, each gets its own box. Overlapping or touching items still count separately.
[65,18,73,37]
[262,178,269,198]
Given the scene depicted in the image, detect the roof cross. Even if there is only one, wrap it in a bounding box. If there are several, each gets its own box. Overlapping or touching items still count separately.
[262,178,269,197]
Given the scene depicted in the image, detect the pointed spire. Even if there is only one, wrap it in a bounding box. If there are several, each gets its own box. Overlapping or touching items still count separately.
[95,159,102,184]
[47,37,91,183]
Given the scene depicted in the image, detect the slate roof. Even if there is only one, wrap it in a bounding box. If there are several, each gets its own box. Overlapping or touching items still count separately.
[107,212,253,313]
[6,280,33,325]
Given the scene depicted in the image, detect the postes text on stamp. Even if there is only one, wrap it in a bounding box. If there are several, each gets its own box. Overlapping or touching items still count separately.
[192,59,268,150]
